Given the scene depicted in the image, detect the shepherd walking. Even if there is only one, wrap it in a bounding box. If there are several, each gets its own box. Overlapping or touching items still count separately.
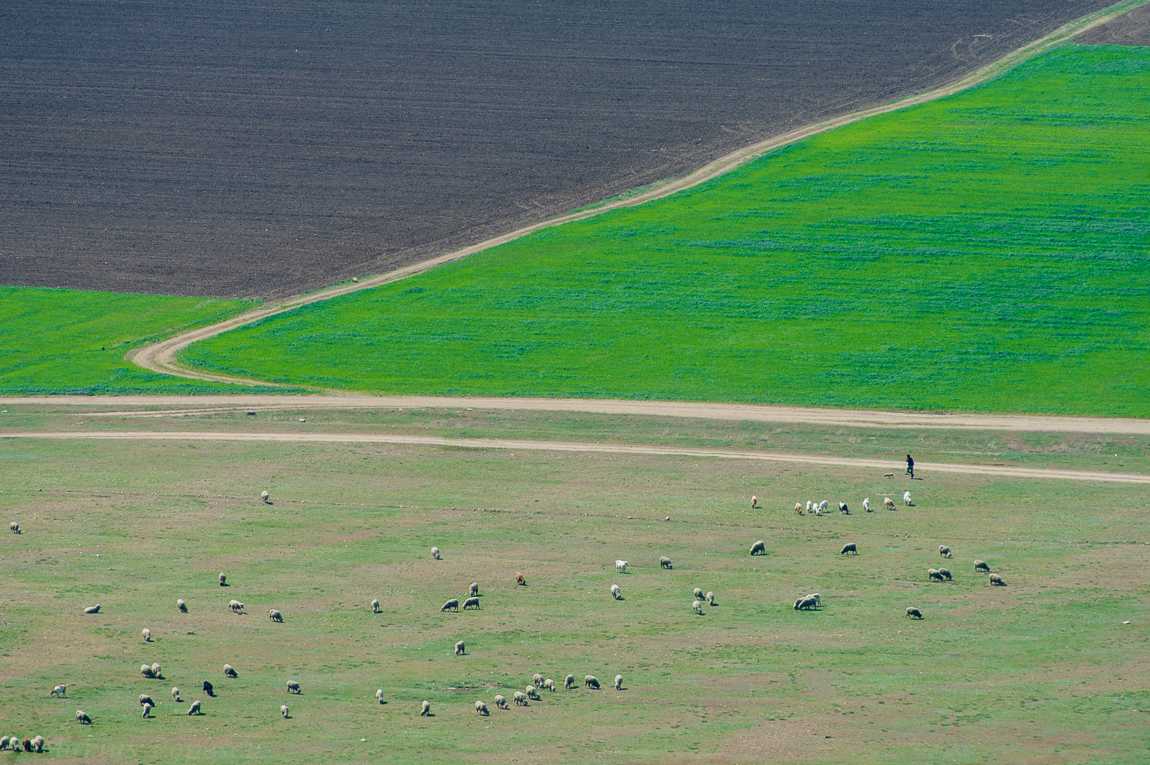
[906,454,914,478]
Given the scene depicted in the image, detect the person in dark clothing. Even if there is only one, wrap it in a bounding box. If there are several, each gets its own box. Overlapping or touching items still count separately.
[906,454,914,478]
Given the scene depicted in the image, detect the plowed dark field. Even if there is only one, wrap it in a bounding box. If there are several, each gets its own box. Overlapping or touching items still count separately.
[0,0,1117,299]
[1077,2,1150,44]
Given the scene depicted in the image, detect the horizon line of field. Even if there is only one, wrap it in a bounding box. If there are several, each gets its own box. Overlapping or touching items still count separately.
[5,430,1148,484]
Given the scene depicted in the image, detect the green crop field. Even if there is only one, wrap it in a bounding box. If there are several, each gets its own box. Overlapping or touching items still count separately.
[182,45,1150,416]
[1,405,1148,763]
[0,287,277,395]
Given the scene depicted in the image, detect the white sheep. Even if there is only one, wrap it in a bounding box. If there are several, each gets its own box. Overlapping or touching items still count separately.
[151,662,162,678]
[188,700,202,715]
[476,700,490,715]
[219,573,227,586]
[228,600,245,613]
[84,605,100,614]
[9,522,19,534]
[268,609,283,622]
[794,596,818,610]
[928,568,945,582]
[177,599,188,613]
[286,680,301,694]
[818,500,829,513]
[614,674,623,690]
[615,560,629,573]
[883,497,895,510]
[794,502,804,515]
[50,685,67,698]
[693,587,703,600]
[564,674,576,689]
[371,599,380,613]
[805,501,812,512]
[76,709,92,725]
[751,495,758,509]
[807,593,822,607]
[376,688,385,704]
[261,490,270,503]
[705,591,715,606]
[224,664,237,678]
[0,737,8,750]
[840,542,858,555]
[533,673,544,687]
[989,573,1007,586]
[543,678,556,692]
[660,556,673,569]
[441,599,459,612]
[463,597,480,610]
[585,675,600,689]
[750,540,766,555]
[513,691,528,706]
[526,685,540,700]
[692,599,704,615]
[142,703,152,718]
[139,694,155,707]
[903,491,913,506]
[141,663,155,678]
[172,687,180,702]
[838,502,849,514]
[420,700,430,716]
[431,546,441,560]
[974,560,991,573]
[31,736,43,753]
[469,582,479,597]
[494,694,509,709]
[862,497,871,512]
[281,704,289,718]
[455,640,465,655]
[610,584,622,600]
[939,545,952,558]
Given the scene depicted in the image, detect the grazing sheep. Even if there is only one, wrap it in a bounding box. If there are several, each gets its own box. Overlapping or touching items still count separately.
[526,685,540,700]
[202,681,214,696]
[806,593,822,607]
[660,556,673,569]
[794,502,804,516]
[376,688,385,704]
[228,600,245,613]
[706,591,716,606]
[513,691,528,706]
[268,609,283,622]
[141,628,151,642]
[0,737,8,750]
[750,540,766,555]
[989,573,1006,586]
[585,675,600,689]
[839,502,850,514]
[224,664,237,678]
[564,674,576,689]
[371,599,380,613]
[21,739,31,752]
[469,582,479,597]
[928,568,946,582]
[9,522,19,534]
[883,497,895,511]
[177,599,188,613]
[455,640,466,655]
[281,704,289,719]
[692,599,704,615]
[863,497,871,512]
[219,573,227,586]
[906,607,924,619]
[805,500,812,513]
[76,709,92,725]
[615,560,629,573]
[818,500,829,513]
[974,560,991,573]
[938,568,952,581]
[903,491,913,506]
[441,599,459,612]
[141,664,155,679]
[261,490,271,504]
[139,694,155,707]
[543,678,556,692]
[172,687,180,702]
[494,694,509,709]
[31,736,43,753]
[188,700,202,715]
[84,604,100,614]
[515,572,527,586]
[142,703,153,718]
[840,542,858,555]
[420,700,430,717]
[939,545,952,558]
[693,587,704,601]
[431,546,441,560]
[794,596,818,611]
[286,681,301,694]
[614,674,623,690]
[50,685,67,698]
[610,584,622,600]
[532,673,544,687]
[751,494,758,508]
[811,504,822,516]
[151,662,162,679]
[463,597,481,610]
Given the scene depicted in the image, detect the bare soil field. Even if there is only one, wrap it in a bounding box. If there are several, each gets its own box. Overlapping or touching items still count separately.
[0,0,1117,299]
[1077,2,1150,43]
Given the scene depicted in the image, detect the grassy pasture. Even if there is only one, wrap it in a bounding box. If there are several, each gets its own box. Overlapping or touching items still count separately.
[0,287,275,396]
[1,407,1148,763]
[182,45,1150,416]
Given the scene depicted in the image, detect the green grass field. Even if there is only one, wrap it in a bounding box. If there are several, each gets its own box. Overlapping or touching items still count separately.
[0,287,280,395]
[1,405,1147,763]
[182,45,1150,416]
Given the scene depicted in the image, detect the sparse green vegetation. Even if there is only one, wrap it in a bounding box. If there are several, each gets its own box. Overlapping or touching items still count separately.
[183,45,1150,415]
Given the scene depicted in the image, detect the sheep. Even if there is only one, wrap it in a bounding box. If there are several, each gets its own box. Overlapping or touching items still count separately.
[805,501,812,513]
[564,674,576,689]
[84,604,101,614]
[706,591,715,606]
[614,674,623,690]
[463,597,481,610]
[863,497,871,512]
[188,700,202,715]
[903,491,913,506]
[494,694,509,709]
[142,703,153,718]
[883,497,895,511]
[441,599,459,612]
[219,573,227,586]
[543,678,556,692]
[224,664,237,678]
[141,664,155,679]
[938,568,952,581]
[281,704,289,719]
[692,599,704,615]
[286,680,301,694]
[840,542,858,555]
[9,522,19,534]
[151,662,162,679]
[660,556,673,569]
[532,673,544,687]
[177,599,188,613]
[142,628,152,642]
[513,691,528,706]
[76,709,92,725]
[526,685,540,700]
[260,490,270,503]
[50,684,67,698]
[228,599,245,613]
[794,502,804,515]
[750,540,766,555]
[610,584,623,600]
[806,593,822,607]
[585,675,600,689]
[431,546,441,560]
[0,737,8,750]
[906,607,924,619]
[139,694,155,707]
[376,688,385,704]
[818,500,829,513]
[477,699,491,715]
[989,573,1007,586]
[615,560,629,573]
[172,687,180,702]
[21,739,32,752]
[268,609,284,622]
[811,504,822,516]
[794,596,819,610]
[469,582,479,597]
[939,545,952,558]
[371,599,380,613]
[31,736,43,753]
[202,681,214,696]
[839,502,850,514]
[751,494,759,509]
[928,568,946,582]
[455,640,466,655]
[420,700,431,717]
[974,560,991,573]
[693,587,704,600]
[515,572,527,586]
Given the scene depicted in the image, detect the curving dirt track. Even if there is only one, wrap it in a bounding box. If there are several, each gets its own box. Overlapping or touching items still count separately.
[128,0,1148,388]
